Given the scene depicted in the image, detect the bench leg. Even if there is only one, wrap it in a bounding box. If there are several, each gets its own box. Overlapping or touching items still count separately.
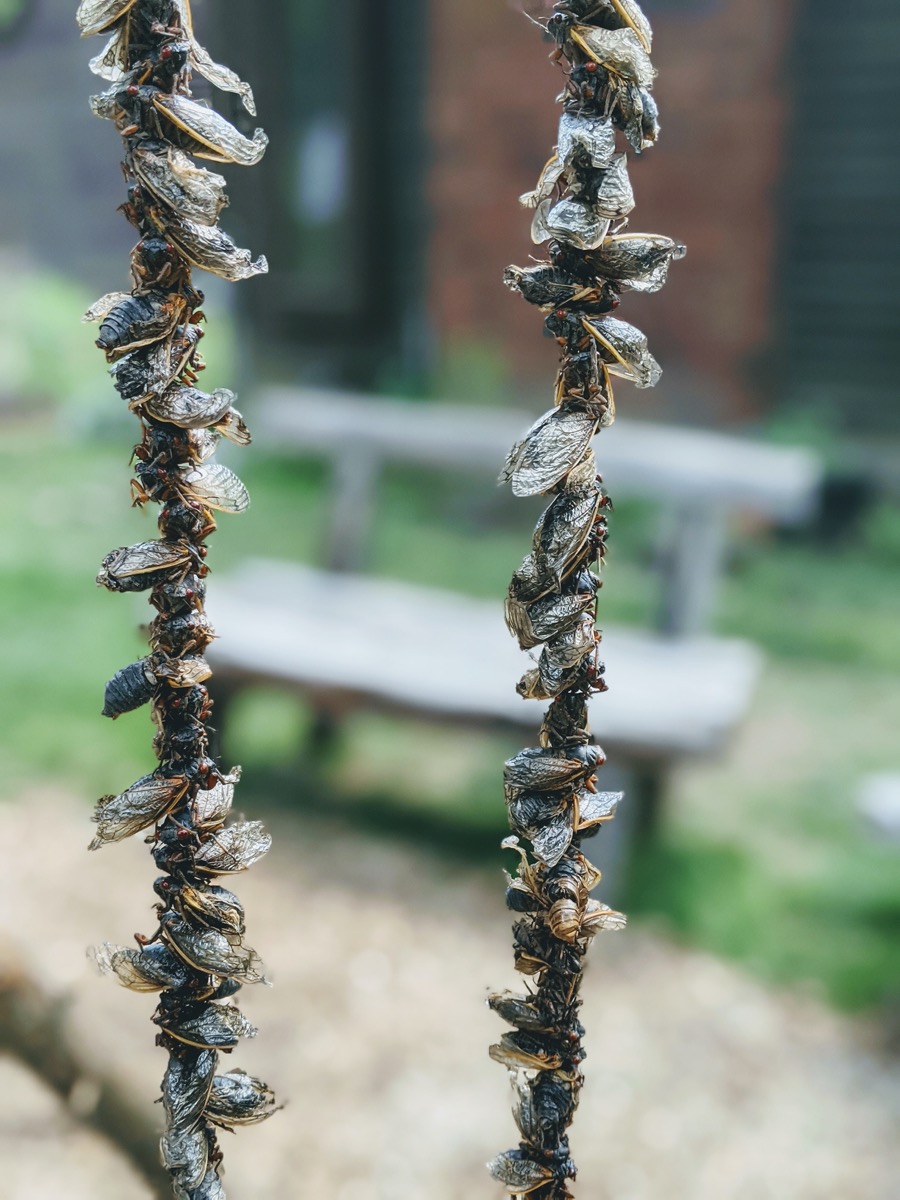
[306,707,345,767]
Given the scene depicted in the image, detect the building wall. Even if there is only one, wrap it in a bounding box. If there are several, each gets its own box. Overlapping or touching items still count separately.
[426,0,796,425]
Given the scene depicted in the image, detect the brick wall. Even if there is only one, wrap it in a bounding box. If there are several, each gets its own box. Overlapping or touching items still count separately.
[426,0,796,425]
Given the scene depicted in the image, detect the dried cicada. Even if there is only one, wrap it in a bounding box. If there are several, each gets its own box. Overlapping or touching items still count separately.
[501,407,598,498]
[193,822,272,875]
[162,1048,217,1137]
[90,771,189,848]
[206,1070,278,1127]
[97,539,195,592]
[156,1002,257,1051]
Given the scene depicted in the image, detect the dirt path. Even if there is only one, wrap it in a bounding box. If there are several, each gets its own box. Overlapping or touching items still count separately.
[1,789,898,1200]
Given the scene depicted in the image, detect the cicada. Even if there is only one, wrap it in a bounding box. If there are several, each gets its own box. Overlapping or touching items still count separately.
[111,323,203,405]
[160,1124,209,1192]
[152,210,268,282]
[173,882,245,935]
[512,1072,577,1146]
[92,941,192,992]
[489,1031,564,1072]
[488,991,554,1033]
[487,1150,554,1196]
[582,314,661,387]
[549,896,626,942]
[90,771,189,849]
[505,588,596,651]
[177,1167,225,1200]
[132,144,229,227]
[500,408,598,498]
[557,110,616,169]
[580,233,685,293]
[504,746,604,796]
[157,1001,257,1051]
[85,289,187,361]
[162,1048,217,1137]
[206,1071,278,1128]
[178,463,250,514]
[193,822,272,875]
[143,385,235,430]
[97,539,194,592]
[568,25,655,88]
[103,656,157,718]
[153,92,268,166]
[162,915,266,985]
[532,485,603,585]
[532,196,610,252]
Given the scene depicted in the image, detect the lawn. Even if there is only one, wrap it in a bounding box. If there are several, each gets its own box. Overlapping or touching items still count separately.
[2,410,899,1012]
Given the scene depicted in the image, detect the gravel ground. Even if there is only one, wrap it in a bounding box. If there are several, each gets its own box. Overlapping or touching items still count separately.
[1,788,898,1200]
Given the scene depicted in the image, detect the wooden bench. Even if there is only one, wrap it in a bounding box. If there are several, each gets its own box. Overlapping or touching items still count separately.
[207,388,822,859]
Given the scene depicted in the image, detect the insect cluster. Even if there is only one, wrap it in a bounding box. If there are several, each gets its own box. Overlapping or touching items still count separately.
[76,1,275,1195]
[489,3,681,1197]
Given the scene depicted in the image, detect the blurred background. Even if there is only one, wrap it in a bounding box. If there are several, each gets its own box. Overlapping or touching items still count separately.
[1,0,899,1197]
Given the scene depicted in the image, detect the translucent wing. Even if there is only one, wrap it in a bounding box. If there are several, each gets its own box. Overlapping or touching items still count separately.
[533,197,610,251]
[487,1150,554,1194]
[132,146,229,226]
[177,883,245,935]
[532,487,602,581]
[164,919,266,985]
[143,385,235,429]
[511,591,596,650]
[500,408,598,497]
[191,778,236,828]
[529,808,575,867]
[88,30,127,79]
[206,1071,278,1127]
[83,291,130,323]
[92,942,190,991]
[213,408,251,446]
[592,233,685,292]
[76,0,138,37]
[488,991,550,1033]
[519,154,564,210]
[194,822,272,875]
[504,749,586,794]
[160,1125,209,1192]
[159,1002,257,1050]
[179,463,250,514]
[557,111,616,169]
[609,0,653,51]
[90,772,189,848]
[582,316,661,387]
[153,94,268,166]
[489,1031,564,1072]
[575,789,622,830]
[98,539,191,585]
[171,0,256,114]
[162,1048,217,1137]
[571,25,656,87]
[590,152,634,221]
[163,216,268,281]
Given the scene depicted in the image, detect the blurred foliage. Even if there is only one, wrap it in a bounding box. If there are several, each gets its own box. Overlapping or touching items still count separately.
[2,413,899,1011]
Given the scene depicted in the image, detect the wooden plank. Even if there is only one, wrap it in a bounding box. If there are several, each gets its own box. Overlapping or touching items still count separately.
[207,562,762,761]
[253,386,823,521]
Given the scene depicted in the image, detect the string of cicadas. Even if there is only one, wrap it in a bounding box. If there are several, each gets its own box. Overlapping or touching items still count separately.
[489,3,682,1197]
[76,1,276,1196]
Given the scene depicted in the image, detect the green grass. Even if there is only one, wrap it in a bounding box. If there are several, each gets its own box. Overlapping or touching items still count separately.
[2,416,900,1011]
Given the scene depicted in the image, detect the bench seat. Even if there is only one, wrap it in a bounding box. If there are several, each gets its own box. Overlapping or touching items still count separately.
[207,560,762,762]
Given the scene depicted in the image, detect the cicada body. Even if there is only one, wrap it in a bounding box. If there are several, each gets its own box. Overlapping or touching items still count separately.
[103,656,157,718]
